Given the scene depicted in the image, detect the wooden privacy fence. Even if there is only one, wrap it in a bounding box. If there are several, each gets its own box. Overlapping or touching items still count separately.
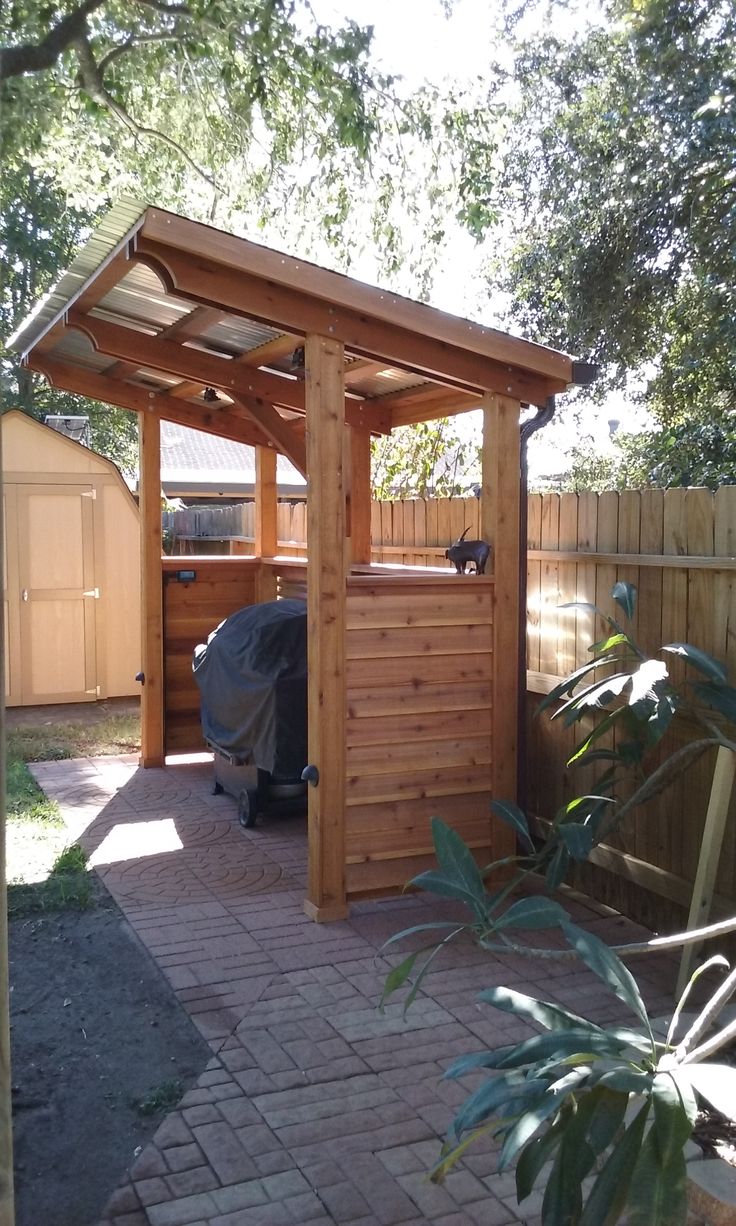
[163,489,736,932]
[525,487,736,935]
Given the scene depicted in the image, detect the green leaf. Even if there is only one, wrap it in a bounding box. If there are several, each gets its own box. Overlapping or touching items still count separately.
[409,870,486,912]
[443,1049,515,1079]
[611,581,637,620]
[490,800,535,852]
[493,896,568,931]
[593,1068,654,1094]
[516,1109,568,1202]
[539,655,620,712]
[543,1128,590,1225]
[572,673,631,710]
[651,1073,692,1165]
[381,921,464,950]
[562,921,653,1037]
[380,950,422,1007]
[494,1029,631,1070]
[449,1073,546,1140]
[545,844,571,890]
[585,1087,630,1157]
[430,1121,497,1183]
[626,1125,688,1226]
[629,659,669,706]
[499,1090,567,1172]
[589,631,633,654]
[579,1101,651,1226]
[691,681,736,722]
[662,643,729,683]
[475,985,606,1035]
[557,822,595,860]
[429,817,487,915]
[567,710,621,765]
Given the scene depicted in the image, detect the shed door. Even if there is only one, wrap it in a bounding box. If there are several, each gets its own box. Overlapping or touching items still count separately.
[4,486,22,706]
[17,484,98,704]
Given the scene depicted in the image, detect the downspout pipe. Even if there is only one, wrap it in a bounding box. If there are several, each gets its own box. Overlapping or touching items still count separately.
[516,361,597,812]
[518,396,556,810]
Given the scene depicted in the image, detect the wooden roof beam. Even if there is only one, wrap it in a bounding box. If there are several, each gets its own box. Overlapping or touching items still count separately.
[133,236,564,407]
[164,326,299,403]
[343,358,396,386]
[239,333,301,366]
[106,305,227,380]
[26,355,274,450]
[229,393,306,477]
[64,308,391,433]
[66,310,308,412]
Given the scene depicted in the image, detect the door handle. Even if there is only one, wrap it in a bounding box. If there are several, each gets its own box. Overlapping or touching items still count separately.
[21,588,28,602]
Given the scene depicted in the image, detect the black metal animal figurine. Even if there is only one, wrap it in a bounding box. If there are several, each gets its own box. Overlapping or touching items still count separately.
[445,527,491,574]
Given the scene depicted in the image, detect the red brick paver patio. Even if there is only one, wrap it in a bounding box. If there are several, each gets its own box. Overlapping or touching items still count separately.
[31,755,677,1226]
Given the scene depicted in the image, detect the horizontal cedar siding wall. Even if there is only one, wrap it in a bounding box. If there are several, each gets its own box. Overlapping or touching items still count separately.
[163,557,259,752]
[344,574,494,898]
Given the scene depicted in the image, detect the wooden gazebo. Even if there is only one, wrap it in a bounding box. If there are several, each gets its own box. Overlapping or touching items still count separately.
[8,200,577,920]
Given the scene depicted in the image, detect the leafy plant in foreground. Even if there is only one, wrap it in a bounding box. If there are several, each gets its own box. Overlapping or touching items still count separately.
[381,586,736,1224]
[383,817,736,1225]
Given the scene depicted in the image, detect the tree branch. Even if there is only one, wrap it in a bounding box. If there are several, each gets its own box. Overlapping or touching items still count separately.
[73,32,223,192]
[98,33,183,74]
[0,0,107,81]
[133,0,192,13]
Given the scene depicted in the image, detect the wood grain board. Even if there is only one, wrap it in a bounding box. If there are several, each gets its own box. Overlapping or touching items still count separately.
[344,577,500,899]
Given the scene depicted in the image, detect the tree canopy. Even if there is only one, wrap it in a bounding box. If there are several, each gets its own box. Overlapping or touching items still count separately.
[557,408,736,493]
[1,1,480,469]
[475,0,736,426]
[1,1,393,214]
[0,165,139,470]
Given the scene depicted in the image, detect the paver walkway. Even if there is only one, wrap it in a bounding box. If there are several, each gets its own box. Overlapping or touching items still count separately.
[32,755,677,1226]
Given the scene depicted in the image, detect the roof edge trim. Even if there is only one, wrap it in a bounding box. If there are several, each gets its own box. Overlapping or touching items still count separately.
[7,196,149,358]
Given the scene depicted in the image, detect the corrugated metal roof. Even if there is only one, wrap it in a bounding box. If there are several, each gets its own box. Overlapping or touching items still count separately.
[350,369,427,398]
[201,317,283,356]
[52,328,117,372]
[7,197,149,356]
[97,263,193,330]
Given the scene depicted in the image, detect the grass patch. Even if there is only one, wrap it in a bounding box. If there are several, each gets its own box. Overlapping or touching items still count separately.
[6,759,63,826]
[131,1079,184,1118]
[5,710,138,912]
[7,844,93,918]
[7,712,140,765]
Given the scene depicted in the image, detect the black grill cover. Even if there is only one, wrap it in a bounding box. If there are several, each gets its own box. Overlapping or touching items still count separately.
[193,599,307,778]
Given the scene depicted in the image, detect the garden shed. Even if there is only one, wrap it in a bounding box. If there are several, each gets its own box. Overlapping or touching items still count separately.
[8,199,582,919]
[2,409,140,707]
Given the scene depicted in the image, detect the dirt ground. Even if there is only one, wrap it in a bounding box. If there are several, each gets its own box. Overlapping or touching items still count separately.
[7,694,210,1226]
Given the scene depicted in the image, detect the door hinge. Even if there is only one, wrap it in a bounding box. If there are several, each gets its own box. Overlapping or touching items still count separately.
[83,587,100,599]
[81,489,97,500]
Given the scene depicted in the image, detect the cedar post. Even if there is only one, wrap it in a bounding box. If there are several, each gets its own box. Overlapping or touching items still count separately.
[0,432,15,1226]
[482,394,521,809]
[255,444,278,603]
[139,411,165,767]
[348,425,372,565]
[304,334,349,921]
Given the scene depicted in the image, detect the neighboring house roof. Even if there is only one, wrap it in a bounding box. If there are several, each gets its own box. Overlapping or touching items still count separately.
[160,422,306,497]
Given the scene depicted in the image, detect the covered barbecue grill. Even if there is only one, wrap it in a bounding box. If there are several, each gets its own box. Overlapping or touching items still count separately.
[193,598,308,826]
